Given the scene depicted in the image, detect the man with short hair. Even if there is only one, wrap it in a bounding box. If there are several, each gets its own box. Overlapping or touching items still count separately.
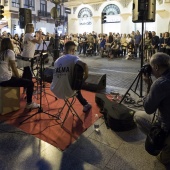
[134,52,170,166]
[50,41,92,113]
[151,31,159,55]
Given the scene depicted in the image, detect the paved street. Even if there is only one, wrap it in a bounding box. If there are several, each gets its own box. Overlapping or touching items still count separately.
[81,55,141,89]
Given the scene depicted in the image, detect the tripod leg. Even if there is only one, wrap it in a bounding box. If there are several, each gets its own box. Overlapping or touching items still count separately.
[119,72,141,104]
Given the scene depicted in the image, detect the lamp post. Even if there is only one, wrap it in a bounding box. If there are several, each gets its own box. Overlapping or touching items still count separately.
[47,0,62,64]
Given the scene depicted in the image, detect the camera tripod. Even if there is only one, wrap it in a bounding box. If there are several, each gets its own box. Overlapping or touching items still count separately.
[119,8,151,105]
[119,67,152,105]
[20,45,57,125]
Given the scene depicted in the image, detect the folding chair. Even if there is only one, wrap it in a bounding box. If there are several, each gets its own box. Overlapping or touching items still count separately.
[51,63,84,127]
[56,93,82,127]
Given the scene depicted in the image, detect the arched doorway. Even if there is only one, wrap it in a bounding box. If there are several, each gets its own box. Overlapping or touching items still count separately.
[102,4,121,34]
[78,7,93,34]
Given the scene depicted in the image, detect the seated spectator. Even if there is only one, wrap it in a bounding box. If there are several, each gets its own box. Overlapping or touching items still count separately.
[86,43,93,56]
[109,40,120,59]
[125,42,134,60]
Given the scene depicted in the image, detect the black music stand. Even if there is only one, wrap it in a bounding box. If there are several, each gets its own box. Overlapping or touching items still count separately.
[35,41,56,99]
[20,43,57,125]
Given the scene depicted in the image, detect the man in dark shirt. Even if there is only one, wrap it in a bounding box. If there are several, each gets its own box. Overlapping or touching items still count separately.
[134,52,170,165]
[151,31,160,55]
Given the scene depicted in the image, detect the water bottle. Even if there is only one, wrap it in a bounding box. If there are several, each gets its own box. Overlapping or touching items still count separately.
[94,113,100,132]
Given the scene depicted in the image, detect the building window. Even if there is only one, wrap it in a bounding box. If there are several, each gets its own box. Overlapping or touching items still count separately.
[38,0,50,17]
[12,0,20,8]
[40,0,46,12]
[24,0,35,10]
[4,0,8,6]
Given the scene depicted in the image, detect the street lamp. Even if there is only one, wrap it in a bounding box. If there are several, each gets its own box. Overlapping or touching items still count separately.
[47,0,63,65]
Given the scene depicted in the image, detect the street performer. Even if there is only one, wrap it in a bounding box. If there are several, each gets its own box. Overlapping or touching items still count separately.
[19,23,43,81]
[50,41,92,113]
[0,38,39,109]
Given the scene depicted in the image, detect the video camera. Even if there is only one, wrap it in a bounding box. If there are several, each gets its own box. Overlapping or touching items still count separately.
[140,64,152,76]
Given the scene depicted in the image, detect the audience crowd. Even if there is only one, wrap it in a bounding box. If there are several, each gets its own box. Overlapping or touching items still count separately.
[0,30,170,62]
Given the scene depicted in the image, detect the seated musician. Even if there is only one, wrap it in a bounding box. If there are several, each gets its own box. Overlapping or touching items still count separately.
[0,38,39,109]
[50,41,92,113]
[21,23,42,81]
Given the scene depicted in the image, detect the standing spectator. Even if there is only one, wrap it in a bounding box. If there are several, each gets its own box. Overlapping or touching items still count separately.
[159,32,166,52]
[134,30,142,58]
[99,35,106,57]
[120,33,127,56]
[151,31,160,55]
[107,32,114,44]
[19,33,25,52]
[164,32,170,56]
[92,31,97,55]
[144,32,152,62]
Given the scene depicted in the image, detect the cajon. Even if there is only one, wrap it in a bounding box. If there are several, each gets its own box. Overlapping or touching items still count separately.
[0,87,20,115]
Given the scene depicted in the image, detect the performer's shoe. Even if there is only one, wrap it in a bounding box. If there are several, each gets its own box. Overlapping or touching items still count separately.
[83,103,92,113]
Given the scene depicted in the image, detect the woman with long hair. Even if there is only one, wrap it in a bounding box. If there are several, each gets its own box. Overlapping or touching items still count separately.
[0,38,39,109]
[21,23,42,80]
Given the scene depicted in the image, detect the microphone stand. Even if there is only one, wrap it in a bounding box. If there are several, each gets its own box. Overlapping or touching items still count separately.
[20,43,58,125]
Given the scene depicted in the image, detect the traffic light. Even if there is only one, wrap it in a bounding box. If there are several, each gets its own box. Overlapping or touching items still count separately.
[13,24,16,30]
[101,12,107,24]
[0,5,4,20]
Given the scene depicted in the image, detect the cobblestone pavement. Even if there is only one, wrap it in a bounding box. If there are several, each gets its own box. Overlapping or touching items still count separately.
[80,55,147,90]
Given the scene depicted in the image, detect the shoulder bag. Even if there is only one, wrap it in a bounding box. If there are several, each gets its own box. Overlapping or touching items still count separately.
[145,113,168,156]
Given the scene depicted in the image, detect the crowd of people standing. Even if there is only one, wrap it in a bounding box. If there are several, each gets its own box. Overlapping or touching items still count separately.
[0,29,170,63]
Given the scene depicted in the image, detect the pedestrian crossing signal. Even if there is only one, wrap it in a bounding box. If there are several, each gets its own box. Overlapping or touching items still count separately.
[102,13,107,24]
[0,5,4,20]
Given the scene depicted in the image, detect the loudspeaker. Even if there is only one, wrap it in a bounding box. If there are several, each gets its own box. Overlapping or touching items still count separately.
[82,72,106,92]
[132,0,156,23]
[19,8,32,29]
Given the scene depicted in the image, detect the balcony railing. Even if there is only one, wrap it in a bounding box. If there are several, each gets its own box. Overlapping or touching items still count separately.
[12,2,20,8]
[38,10,51,18]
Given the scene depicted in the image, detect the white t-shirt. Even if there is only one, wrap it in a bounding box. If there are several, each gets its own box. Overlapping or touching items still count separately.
[22,33,35,58]
[50,54,80,99]
[0,49,15,82]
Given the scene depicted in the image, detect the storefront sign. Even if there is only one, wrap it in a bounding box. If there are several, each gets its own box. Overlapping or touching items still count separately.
[79,17,92,25]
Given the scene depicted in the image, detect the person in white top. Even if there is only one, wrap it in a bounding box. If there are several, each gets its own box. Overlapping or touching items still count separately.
[21,23,42,80]
[51,41,92,113]
[0,38,39,109]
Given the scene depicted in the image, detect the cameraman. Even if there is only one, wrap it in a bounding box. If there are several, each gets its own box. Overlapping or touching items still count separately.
[134,52,170,165]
